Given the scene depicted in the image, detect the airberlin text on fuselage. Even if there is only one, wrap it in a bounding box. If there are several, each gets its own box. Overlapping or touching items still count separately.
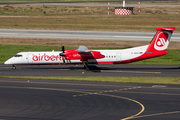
[32,53,62,61]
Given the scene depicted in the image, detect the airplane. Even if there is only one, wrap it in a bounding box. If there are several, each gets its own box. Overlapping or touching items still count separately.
[4,27,176,70]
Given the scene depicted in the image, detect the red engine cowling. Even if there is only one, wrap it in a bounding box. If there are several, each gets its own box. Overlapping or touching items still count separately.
[65,50,105,61]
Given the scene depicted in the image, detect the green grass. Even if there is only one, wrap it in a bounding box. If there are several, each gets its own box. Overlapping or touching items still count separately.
[1,44,180,65]
[1,76,180,85]
[0,44,67,63]
[131,49,180,65]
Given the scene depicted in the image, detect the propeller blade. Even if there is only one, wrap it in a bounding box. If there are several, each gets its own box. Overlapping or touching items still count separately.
[60,46,65,56]
[63,57,65,63]
[62,46,65,53]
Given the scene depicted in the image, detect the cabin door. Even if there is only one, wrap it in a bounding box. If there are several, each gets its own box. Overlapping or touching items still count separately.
[116,52,121,61]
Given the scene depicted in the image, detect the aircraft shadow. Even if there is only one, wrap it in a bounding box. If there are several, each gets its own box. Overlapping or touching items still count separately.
[21,65,180,72]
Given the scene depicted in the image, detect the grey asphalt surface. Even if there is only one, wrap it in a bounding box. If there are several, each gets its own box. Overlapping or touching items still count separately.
[0,78,180,120]
[0,29,179,42]
[1,64,180,77]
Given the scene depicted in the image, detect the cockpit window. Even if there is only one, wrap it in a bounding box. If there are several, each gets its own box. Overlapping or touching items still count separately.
[14,54,23,57]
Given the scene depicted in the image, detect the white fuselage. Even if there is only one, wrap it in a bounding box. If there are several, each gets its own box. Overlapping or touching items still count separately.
[4,45,148,65]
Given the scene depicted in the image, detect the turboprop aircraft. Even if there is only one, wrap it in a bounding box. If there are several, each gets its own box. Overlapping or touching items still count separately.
[4,27,176,70]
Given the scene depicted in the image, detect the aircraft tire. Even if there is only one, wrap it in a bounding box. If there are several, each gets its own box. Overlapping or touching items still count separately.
[12,66,16,70]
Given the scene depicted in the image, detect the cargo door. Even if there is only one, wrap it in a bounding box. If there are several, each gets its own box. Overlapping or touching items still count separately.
[28,53,33,63]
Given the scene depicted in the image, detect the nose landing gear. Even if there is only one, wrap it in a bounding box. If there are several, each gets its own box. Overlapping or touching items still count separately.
[12,65,16,70]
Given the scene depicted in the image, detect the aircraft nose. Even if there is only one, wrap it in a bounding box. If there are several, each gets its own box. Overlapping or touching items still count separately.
[4,59,12,64]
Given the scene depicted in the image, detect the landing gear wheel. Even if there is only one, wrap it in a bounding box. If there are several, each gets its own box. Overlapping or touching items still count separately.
[12,65,16,70]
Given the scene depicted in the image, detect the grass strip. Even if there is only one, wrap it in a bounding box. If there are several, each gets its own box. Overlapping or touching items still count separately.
[1,76,180,85]
[0,4,180,32]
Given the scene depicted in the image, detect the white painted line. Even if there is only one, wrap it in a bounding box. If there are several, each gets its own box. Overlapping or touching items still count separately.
[113,36,152,38]
[0,33,17,34]
[101,70,161,74]
[152,85,167,88]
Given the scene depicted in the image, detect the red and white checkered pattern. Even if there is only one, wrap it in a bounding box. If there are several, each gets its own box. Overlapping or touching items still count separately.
[115,8,132,15]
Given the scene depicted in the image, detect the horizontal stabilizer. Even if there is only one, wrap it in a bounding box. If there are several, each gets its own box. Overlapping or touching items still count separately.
[156,27,176,31]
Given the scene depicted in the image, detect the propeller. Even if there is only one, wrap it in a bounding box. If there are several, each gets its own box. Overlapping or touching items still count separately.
[59,46,66,63]
[62,46,65,53]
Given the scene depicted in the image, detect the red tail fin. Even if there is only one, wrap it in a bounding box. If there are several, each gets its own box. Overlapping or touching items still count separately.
[146,27,175,53]
[122,27,176,63]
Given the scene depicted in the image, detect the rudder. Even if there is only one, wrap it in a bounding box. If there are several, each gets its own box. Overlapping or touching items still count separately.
[146,27,176,52]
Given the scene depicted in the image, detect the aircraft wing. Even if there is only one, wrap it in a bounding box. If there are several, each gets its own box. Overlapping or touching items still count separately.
[65,46,105,61]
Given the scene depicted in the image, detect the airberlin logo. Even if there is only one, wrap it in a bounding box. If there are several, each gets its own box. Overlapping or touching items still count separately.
[157,38,166,47]
[154,32,170,51]
[32,53,62,61]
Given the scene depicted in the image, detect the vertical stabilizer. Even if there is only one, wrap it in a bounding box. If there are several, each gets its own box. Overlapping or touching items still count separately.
[146,27,175,53]
[124,27,176,63]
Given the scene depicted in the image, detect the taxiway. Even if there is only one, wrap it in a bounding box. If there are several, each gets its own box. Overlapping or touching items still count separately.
[0,29,179,42]
[0,78,180,120]
[0,64,180,77]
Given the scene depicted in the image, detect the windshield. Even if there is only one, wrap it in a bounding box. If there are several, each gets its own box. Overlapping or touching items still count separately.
[14,54,23,57]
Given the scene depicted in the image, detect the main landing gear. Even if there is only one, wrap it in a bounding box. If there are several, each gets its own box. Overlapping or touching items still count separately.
[83,62,89,71]
[12,65,16,70]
